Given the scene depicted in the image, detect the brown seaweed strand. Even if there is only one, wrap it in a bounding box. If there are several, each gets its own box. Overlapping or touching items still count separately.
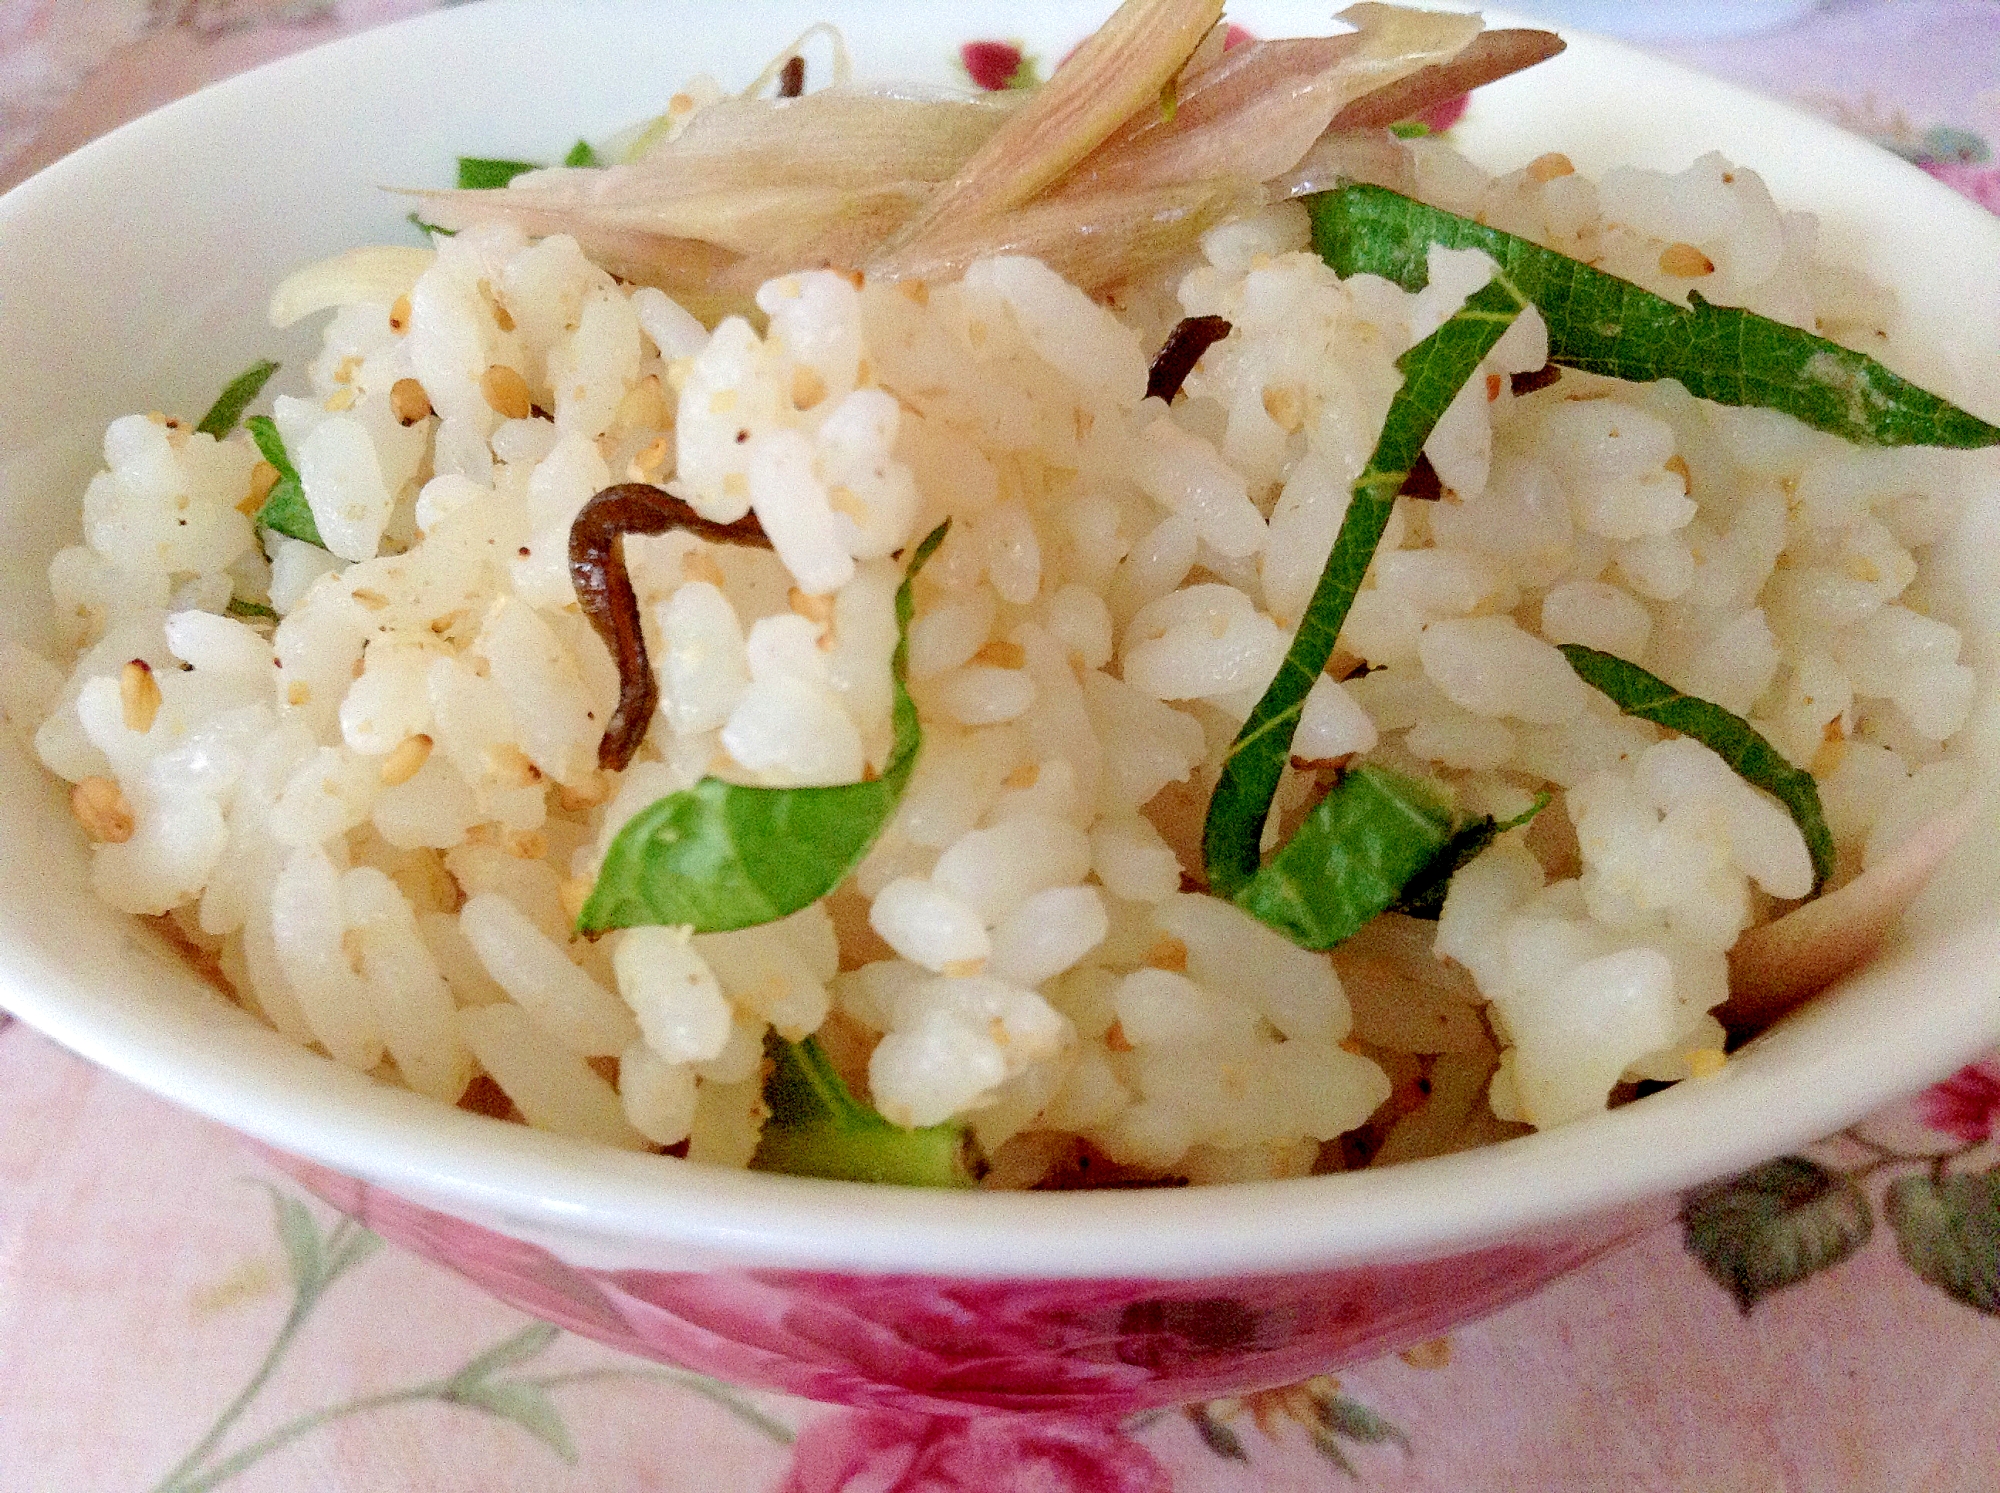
[1397,451,1443,500]
[569,483,772,771]
[778,55,806,97]
[1145,315,1232,403]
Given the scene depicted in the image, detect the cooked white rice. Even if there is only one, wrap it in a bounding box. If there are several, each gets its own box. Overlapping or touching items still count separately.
[16,128,1985,1183]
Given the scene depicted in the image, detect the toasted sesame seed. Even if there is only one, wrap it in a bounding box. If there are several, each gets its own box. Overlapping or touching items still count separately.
[974,639,1026,670]
[390,377,432,425]
[791,365,828,411]
[120,659,161,733]
[1261,384,1305,433]
[483,742,542,788]
[1526,152,1575,183]
[388,294,412,333]
[788,587,836,625]
[614,374,668,434]
[1003,762,1040,789]
[480,364,533,420]
[1658,242,1715,277]
[240,461,281,515]
[941,958,987,979]
[1144,934,1188,972]
[378,733,433,786]
[625,435,669,483]
[71,776,135,842]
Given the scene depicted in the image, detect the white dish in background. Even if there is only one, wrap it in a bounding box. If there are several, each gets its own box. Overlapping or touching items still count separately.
[0,0,1995,1326]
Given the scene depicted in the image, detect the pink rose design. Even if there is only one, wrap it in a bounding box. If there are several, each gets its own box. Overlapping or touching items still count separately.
[1917,1062,2000,1144]
[1920,160,2000,215]
[779,1408,1169,1493]
[272,1150,1653,1413]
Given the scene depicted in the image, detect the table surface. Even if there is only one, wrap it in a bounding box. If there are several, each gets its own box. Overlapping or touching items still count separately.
[4,3,1999,1489]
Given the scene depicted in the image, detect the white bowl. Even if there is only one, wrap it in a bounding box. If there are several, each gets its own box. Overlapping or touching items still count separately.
[2,0,1998,1410]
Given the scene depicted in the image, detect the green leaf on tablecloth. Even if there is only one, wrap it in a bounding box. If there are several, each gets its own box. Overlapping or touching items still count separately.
[1885,1168,2000,1315]
[1316,1391,1412,1452]
[1187,1404,1250,1461]
[448,1379,578,1463]
[265,1188,326,1295]
[446,1321,561,1390]
[321,1221,382,1284]
[1680,1156,1874,1313]
[1311,1428,1361,1477]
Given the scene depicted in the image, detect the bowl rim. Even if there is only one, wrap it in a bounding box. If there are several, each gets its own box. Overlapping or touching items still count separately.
[3,0,1999,1280]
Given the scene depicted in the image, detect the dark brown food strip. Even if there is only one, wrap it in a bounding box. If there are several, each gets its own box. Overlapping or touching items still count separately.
[1398,450,1443,500]
[569,483,772,771]
[778,55,806,98]
[1145,315,1233,403]
[1510,363,1561,395]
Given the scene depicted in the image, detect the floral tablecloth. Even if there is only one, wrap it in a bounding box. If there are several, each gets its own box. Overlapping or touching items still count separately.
[4,3,2000,1489]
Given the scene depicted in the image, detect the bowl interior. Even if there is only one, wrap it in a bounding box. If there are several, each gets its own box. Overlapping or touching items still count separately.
[1,0,1998,1278]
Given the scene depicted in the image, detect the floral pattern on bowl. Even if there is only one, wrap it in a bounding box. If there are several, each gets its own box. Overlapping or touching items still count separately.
[278,1153,1654,1415]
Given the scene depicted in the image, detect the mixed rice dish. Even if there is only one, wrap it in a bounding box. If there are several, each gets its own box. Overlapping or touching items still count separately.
[14,0,1996,1188]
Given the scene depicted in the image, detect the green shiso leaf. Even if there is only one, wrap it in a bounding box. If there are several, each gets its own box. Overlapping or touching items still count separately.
[1558,643,1836,891]
[195,359,279,439]
[244,415,324,548]
[562,139,601,169]
[1392,791,1552,921]
[578,522,947,935]
[1202,273,1531,900]
[1309,182,2000,450]
[750,1034,983,1188]
[225,595,279,621]
[456,156,542,190]
[1885,1168,2000,1315]
[1230,764,1458,950]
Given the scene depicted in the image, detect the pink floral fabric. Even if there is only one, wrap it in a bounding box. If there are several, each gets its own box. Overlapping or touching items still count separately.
[5,4,2000,1490]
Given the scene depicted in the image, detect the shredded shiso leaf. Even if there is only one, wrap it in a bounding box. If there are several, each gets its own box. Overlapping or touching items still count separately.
[750,1034,984,1187]
[1203,273,1532,903]
[1231,763,1459,950]
[1310,183,2000,450]
[1392,793,1552,921]
[195,359,279,439]
[1559,644,1837,892]
[577,523,947,936]
[456,156,541,190]
[244,415,323,548]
